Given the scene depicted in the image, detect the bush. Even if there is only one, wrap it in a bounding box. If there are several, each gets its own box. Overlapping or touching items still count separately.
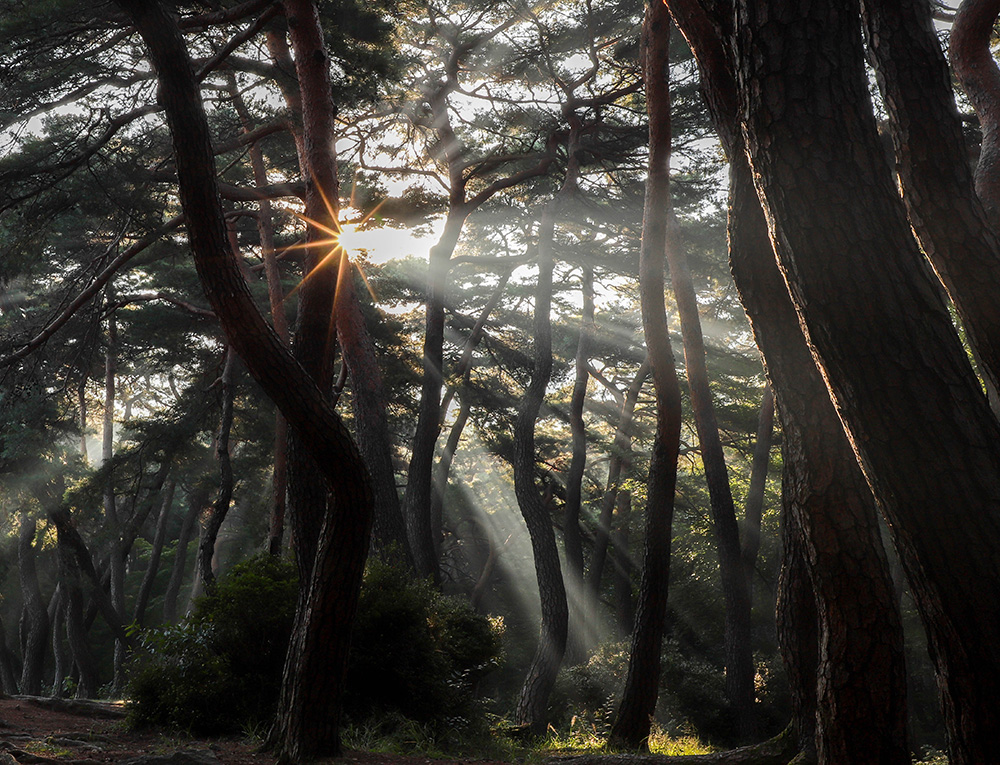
[127,554,297,734]
[127,555,502,736]
[345,558,502,727]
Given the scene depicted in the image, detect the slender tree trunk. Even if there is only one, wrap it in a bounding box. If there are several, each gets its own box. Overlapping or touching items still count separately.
[563,265,593,664]
[229,77,291,557]
[666,208,755,741]
[163,486,203,624]
[430,269,514,556]
[733,1,1000,761]
[56,528,98,699]
[134,479,174,627]
[512,195,569,733]
[609,3,684,747]
[77,377,88,462]
[199,348,237,591]
[589,360,649,594]
[404,210,468,580]
[17,513,48,696]
[740,383,774,599]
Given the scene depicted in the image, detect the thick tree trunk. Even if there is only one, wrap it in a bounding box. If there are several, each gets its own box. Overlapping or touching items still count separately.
[609,3,684,748]
[17,513,48,696]
[864,0,1000,404]
[667,3,910,761]
[115,0,377,755]
[56,529,98,699]
[50,588,68,697]
[733,1,1000,761]
[0,614,20,694]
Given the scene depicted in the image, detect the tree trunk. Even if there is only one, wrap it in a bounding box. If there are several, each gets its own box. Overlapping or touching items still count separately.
[740,384,774,599]
[951,0,1000,225]
[864,0,1000,405]
[563,265,593,664]
[229,77,291,557]
[17,513,48,696]
[49,588,68,697]
[198,348,237,591]
[666,3,910,761]
[163,486,202,624]
[666,203,755,742]
[0,613,20,694]
[512,195,569,733]
[134,478,175,627]
[56,528,98,699]
[404,210,468,581]
[589,360,649,595]
[733,1,1000,761]
[609,3,684,748]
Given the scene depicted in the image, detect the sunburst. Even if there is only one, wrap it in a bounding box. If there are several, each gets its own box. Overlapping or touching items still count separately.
[280,176,388,306]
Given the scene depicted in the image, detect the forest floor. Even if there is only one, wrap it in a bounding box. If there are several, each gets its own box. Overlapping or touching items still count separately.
[0,697,508,765]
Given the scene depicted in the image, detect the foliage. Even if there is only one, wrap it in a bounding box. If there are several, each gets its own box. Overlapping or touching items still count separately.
[345,559,503,728]
[126,554,297,734]
[128,556,502,736]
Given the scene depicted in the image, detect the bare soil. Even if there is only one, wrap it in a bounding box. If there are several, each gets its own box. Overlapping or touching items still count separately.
[0,698,507,765]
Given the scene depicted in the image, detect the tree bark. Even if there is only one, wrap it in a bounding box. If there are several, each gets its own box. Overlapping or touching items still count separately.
[17,513,49,696]
[666,201,754,742]
[198,348,237,591]
[563,265,592,664]
[55,527,98,699]
[134,478,175,627]
[163,485,203,624]
[589,360,649,595]
[740,383,773,599]
[608,3,684,748]
[951,0,1000,224]
[733,1,1000,761]
[864,0,1000,405]
[512,194,569,734]
[667,3,910,761]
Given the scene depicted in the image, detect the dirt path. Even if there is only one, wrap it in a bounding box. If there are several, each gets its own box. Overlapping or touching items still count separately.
[0,697,508,765]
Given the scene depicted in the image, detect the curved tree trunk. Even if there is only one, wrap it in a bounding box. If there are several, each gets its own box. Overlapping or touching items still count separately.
[609,3,684,748]
[864,0,1000,406]
[667,2,910,761]
[951,0,1000,224]
[56,528,98,699]
[733,1,1000,761]
[17,512,49,696]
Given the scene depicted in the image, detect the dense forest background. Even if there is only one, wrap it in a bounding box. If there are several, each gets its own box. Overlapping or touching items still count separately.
[2,1,998,764]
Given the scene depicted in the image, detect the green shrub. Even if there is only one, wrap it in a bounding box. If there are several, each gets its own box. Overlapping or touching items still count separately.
[127,555,502,736]
[345,559,503,728]
[126,554,297,734]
